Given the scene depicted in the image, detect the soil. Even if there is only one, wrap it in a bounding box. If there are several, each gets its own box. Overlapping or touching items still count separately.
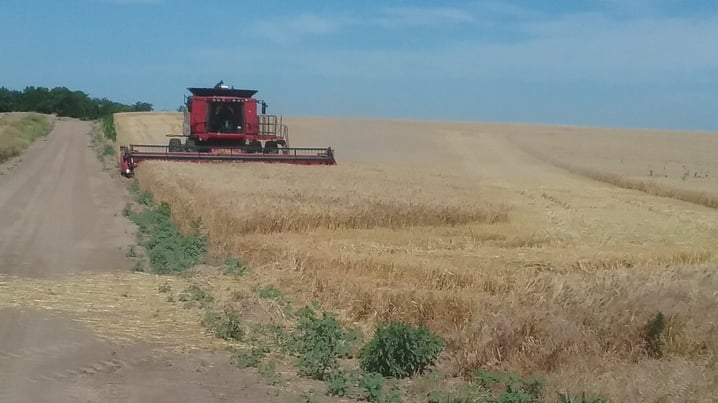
[0,118,287,402]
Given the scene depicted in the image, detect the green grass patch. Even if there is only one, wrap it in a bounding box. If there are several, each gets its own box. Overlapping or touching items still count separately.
[224,257,249,277]
[125,180,206,274]
[178,283,214,309]
[0,113,52,162]
[232,345,270,368]
[101,114,117,141]
[257,286,282,299]
[89,121,117,165]
[423,369,607,403]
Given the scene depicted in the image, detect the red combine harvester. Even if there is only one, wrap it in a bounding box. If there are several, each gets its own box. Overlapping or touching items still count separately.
[120,82,336,177]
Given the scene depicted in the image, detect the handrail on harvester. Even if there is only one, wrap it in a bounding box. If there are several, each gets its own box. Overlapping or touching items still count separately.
[119,144,336,177]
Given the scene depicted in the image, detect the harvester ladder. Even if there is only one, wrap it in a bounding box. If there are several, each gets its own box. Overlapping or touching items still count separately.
[259,114,289,143]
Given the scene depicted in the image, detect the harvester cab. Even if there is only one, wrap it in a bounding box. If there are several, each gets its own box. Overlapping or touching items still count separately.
[120,82,336,177]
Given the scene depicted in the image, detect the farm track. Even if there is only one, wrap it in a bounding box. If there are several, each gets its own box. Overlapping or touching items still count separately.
[0,118,282,402]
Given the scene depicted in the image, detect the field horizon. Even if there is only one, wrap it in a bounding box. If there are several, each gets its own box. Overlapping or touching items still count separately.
[119,110,718,134]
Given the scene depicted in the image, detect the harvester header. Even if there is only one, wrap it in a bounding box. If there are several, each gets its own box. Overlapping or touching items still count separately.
[120,82,336,177]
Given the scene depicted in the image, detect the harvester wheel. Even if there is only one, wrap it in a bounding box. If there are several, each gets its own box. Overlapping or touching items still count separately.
[264,141,279,154]
[184,139,197,152]
[247,140,262,154]
[168,138,182,152]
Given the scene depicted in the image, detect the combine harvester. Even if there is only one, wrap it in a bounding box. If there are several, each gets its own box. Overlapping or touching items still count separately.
[120,82,336,177]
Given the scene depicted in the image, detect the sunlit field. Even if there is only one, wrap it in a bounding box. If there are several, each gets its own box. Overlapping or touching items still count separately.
[0,112,52,162]
[117,112,718,401]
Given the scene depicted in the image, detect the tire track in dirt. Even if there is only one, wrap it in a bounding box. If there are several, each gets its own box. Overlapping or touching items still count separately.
[0,338,157,384]
[17,355,154,384]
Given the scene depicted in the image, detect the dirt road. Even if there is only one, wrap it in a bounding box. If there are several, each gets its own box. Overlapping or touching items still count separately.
[0,119,132,277]
[0,119,282,402]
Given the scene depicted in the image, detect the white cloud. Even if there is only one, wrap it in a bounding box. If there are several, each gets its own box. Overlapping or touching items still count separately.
[202,1,718,84]
[248,13,345,45]
[374,6,475,27]
[246,6,476,45]
[203,11,718,83]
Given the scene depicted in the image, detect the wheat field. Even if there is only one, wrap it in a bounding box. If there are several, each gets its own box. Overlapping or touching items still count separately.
[116,112,718,402]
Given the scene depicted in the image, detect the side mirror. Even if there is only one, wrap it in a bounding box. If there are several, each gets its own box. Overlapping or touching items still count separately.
[261,101,267,115]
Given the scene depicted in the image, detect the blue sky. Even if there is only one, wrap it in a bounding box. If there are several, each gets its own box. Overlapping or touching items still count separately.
[1,0,717,131]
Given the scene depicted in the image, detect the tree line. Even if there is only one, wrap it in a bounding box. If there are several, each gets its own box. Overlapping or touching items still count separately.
[0,86,153,120]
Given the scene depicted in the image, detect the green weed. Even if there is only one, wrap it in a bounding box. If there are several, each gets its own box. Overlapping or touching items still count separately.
[360,322,444,378]
[178,283,214,309]
[289,306,360,380]
[557,392,607,403]
[257,286,282,299]
[232,345,269,368]
[126,199,206,274]
[325,369,349,397]
[358,371,384,402]
[252,324,291,353]
[426,369,569,403]
[130,179,154,206]
[224,257,248,277]
[202,306,244,341]
[472,369,546,402]
[101,114,117,141]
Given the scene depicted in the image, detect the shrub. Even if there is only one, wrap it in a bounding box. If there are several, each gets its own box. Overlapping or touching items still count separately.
[233,345,269,368]
[290,306,358,380]
[325,369,349,397]
[359,322,445,378]
[202,306,244,341]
